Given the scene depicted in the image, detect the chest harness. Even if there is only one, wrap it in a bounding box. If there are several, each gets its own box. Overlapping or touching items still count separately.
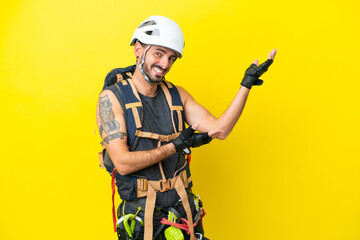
[98,67,196,240]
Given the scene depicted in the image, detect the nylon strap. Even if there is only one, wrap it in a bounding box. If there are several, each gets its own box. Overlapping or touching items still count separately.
[144,183,156,239]
[157,141,167,181]
[131,107,142,128]
[125,102,142,109]
[159,82,177,134]
[174,178,195,240]
[172,106,183,111]
[127,78,141,102]
[116,73,124,82]
[165,81,172,88]
[98,152,105,169]
[136,171,191,198]
[142,174,194,240]
[177,110,183,132]
[161,82,183,133]
[111,169,117,232]
[135,130,180,142]
[127,78,142,128]
[114,83,142,129]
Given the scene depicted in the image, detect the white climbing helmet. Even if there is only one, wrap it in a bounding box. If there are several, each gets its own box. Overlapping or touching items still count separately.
[130,16,185,58]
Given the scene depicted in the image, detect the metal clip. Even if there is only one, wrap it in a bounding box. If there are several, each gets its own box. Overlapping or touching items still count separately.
[160,179,171,192]
[138,179,148,191]
[195,233,203,240]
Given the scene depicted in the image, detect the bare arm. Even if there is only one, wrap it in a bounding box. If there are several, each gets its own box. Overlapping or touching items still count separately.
[179,49,277,140]
[96,90,176,175]
[178,86,250,140]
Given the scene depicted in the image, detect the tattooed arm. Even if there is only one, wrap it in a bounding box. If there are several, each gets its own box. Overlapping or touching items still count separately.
[96,90,176,175]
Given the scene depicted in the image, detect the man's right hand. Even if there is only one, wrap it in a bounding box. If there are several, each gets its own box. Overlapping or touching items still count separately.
[172,125,212,155]
[241,49,277,89]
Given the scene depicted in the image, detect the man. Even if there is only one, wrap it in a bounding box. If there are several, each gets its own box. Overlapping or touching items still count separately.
[96,15,276,240]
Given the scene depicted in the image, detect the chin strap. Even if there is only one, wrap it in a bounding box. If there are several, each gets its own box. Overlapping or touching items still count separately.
[136,45,156,85]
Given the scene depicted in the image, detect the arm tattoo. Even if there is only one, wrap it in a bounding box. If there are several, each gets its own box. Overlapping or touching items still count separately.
[99,94,127,144]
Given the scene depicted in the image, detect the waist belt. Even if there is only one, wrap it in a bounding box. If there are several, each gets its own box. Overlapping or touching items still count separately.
[136,170,194,240]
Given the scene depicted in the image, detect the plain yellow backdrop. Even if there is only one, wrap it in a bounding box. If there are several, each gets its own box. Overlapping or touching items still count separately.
[1,0,360,239]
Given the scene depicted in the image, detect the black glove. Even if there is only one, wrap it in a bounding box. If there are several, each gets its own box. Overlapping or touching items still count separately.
[172,126,212,155]
[241,59,273,89]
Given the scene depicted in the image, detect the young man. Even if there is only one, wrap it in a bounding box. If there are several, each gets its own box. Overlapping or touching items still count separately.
[97,15,276,240]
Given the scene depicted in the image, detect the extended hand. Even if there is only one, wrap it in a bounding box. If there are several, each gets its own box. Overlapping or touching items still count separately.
[241,49,277,89]
[172,124,212,155]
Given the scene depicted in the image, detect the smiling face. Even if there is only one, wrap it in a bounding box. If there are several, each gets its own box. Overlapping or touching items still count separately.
[137,44,178,84]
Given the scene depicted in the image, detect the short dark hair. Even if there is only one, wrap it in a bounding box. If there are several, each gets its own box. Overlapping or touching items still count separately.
[136,40,148,48]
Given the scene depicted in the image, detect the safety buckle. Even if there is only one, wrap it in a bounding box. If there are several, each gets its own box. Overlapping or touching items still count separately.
[160,179,171,192]
[195,233,203,240]
[138,179,148,191]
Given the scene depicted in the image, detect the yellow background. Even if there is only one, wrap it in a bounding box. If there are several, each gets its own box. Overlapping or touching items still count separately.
[1,0,360,239]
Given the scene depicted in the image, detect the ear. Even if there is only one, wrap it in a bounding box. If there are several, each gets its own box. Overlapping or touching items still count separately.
[134,42,143,64]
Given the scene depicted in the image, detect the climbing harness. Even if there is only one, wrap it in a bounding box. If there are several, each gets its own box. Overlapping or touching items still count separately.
[99,66,206,240]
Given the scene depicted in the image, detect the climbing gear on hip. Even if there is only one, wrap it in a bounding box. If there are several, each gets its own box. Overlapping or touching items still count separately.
[241,59,273,89]
[116,213,144,240]
[164,211,184,240]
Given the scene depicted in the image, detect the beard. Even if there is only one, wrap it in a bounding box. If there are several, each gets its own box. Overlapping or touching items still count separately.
[142,62,166,84]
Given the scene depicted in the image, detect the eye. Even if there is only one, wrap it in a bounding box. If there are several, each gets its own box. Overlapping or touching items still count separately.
[169,57,176,63]
[155,52,162,57]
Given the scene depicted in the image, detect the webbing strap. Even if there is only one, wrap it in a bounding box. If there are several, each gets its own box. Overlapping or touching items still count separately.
[165,81,172,88]
[135,130,180,142]
[160,82,184,134]
[111,169,117,232]
[98,151,105,169]
[114,83,142,129]
[160,218,197,235]
[175,177,195,239]
[157,141,167,181]
[127,78,141,102]
[131,107,141,128]
[136,170,191,198]
[177,110,183,132]
[172,106,183,111]
[127,78,142,128]
[143,174,194,240]
[159,83,177,133]
[144,183,156,239]
[116,74,125,83]
[125,102,142,109]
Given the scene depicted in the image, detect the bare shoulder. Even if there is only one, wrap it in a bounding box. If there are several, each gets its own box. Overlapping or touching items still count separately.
[97,89,123,114]
[174,85,195,105]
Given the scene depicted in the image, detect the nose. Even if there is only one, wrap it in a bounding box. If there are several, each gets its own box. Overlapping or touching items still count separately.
[159,56,170,70]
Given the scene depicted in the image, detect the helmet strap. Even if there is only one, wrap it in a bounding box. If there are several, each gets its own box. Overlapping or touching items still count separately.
[136,45,160,85]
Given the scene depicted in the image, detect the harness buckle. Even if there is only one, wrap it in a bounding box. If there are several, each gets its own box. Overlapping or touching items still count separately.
[160,179,171,192]
[138,179,148,191]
